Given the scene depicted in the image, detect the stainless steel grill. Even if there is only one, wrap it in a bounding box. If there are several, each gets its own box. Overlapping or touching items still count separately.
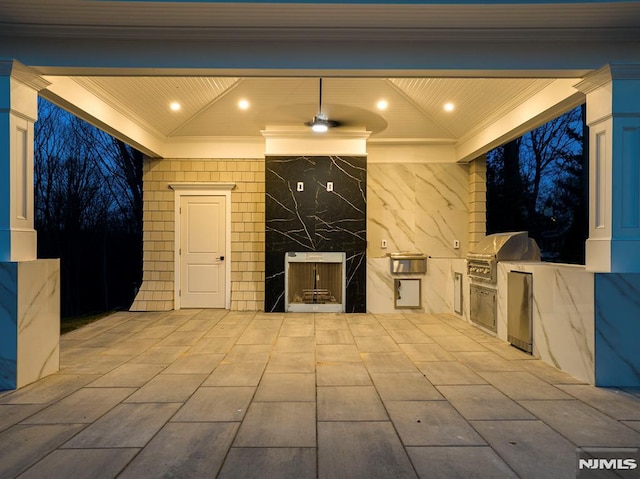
[467,231,540,283]
[467,232,540,333]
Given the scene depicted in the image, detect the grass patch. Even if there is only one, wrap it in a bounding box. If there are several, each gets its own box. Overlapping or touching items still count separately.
[61,311,114,335]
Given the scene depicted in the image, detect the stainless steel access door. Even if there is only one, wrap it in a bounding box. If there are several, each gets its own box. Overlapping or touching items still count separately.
[507,271,533,354]
[470,284,497,333]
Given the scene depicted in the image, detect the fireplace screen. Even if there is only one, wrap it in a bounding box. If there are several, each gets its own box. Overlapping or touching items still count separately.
[285,252,346,312]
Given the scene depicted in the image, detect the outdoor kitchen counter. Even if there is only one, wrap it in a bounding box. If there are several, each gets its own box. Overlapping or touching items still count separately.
[495,261,595,384]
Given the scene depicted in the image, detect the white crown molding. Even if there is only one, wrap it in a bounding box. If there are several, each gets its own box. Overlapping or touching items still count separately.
[0,60,50,91]
[261,128,371,140]
[576,64,640,94]
[367,137,456,146]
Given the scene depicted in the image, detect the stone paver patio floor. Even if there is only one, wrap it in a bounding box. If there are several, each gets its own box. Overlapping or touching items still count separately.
[1,310,640,478]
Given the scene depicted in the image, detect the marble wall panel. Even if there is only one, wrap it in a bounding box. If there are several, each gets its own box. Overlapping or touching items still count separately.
[366,258,394,313]
[414,163,469,210]
[367,163,469,259]
[265,156,367,312]
[366,162,469,316]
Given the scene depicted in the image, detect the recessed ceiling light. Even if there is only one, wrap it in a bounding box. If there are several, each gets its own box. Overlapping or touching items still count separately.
[170,102,181,111]
[238,99,250,110]
[444,102,455,112]
[377,100,388,110]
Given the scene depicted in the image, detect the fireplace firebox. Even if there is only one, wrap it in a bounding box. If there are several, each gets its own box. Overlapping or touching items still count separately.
[285,252,346,312]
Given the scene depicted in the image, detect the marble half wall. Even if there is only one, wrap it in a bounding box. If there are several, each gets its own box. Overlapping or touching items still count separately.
[497,262,595,384]
[265,155,367,312]
[0,259,60,390]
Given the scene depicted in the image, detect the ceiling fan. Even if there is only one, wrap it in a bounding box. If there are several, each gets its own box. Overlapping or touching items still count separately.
[305,78,341,132]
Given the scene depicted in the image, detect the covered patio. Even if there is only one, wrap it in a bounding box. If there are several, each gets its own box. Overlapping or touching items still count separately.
[2,310,639,478]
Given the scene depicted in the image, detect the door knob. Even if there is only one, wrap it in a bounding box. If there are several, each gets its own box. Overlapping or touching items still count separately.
[217,256,225,261]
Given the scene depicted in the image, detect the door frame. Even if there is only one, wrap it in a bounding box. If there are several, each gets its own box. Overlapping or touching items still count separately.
[169,182,235,310]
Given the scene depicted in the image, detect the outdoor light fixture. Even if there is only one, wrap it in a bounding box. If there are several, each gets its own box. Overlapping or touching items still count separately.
[309,113,331,132]
[305,78,340,132]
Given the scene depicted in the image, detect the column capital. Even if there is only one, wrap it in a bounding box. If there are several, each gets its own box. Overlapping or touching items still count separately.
[0,60,50,92]
[575,64,640,94]
[583,62,640,273]
[0,59,42,261]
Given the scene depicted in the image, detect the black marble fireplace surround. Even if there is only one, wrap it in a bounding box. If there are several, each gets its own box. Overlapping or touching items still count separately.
[265,155,367,312]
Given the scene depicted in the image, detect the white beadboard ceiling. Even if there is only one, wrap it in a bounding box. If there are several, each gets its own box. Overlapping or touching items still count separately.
[68,75,555,141]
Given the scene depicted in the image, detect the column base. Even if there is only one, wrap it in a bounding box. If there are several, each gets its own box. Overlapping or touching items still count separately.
[0,228,37,262]
[586,238,640,273]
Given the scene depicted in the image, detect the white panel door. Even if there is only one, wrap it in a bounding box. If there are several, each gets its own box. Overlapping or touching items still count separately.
[180,195,225,308]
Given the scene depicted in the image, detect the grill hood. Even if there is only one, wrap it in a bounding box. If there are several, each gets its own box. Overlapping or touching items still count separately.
[469,231,541,261]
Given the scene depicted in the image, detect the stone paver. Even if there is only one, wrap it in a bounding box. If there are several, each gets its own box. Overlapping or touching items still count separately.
[253,373,315,402]
[386,400,485,446]
[172,386,254,422]
[0,424,85,479]
[62,403,181,448]
[471,420,578,479]
[1,310,640,478]
[233,401,316,447]
[370,371,443,401]
[406,446,518,479]
[18,448,139,479]
[317,386,388,421]
[519,399,640,447]
[318,421,417,479]
[118,422,237,479]
[436,385,536,420]
[218,447,316,479]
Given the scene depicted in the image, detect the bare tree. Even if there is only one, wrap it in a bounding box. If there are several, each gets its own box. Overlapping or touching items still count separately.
[34,98,143,316]
[520,106,583,219]
[486,137,528,233]
[76,127,143,233]
[486,105,586,262]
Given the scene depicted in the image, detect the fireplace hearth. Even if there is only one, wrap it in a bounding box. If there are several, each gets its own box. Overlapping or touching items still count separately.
[285,252,346,312]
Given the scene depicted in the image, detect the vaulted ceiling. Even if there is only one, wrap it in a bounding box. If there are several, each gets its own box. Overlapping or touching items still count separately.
[68,76,558,141]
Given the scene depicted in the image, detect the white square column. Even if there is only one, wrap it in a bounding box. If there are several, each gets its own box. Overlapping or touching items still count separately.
[0,61,49,262]
[576,65,640,386]
[0,61,60,390]
[577,65,640,273]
